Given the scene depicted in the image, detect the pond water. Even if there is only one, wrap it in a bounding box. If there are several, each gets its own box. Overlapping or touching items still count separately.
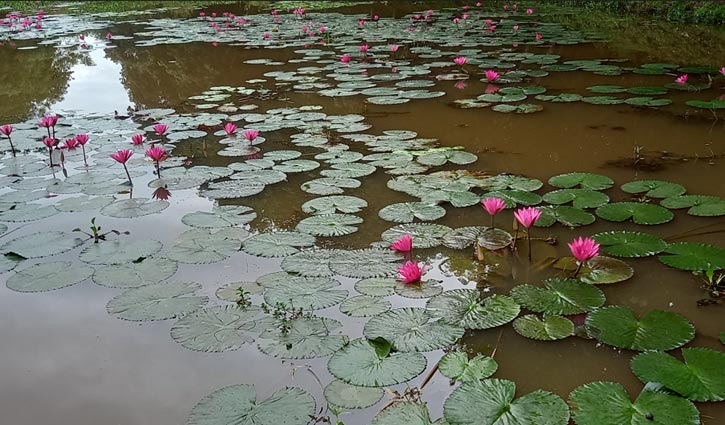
[0,1,724,424]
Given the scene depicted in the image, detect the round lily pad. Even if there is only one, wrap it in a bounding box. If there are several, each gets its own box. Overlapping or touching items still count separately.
[171,305,272,352]
[535,205,595,228]
[427,290,521,330]
[511,278,605,315]
[478,228,514,251]
[107,281,208,321]
[1,231,84,259]
[596,202,673,225]
[328,338,427,387]
[355,277,396,297]
[381,223,453,248]
[586,305,695,351]
[394,280,443,299]
[80,239,163,265]
[363,307,464,352]
[340,295,391,317]
[438,351,498,382]
[258,317,348,359]
[324,379,384,410]
[658,242,725,271]
[301,177,360,195]
[660,195,725,217]
[378,202,446,223]
[166,229,245,264]
[92,257,178,288]
[263,277,347,310]
[543,189,609,209]
[548,172,613,190]
[242,231,315,257]
[301,195,368,215]
[513,315,574,341]
[621,180,686,199]
[6,261,94,292]
[295,213,362,237]
[593,231,667,258]
[100,198,169,218]
[371,402,432,425]
[181,205,256,228]
[554,256,634,284]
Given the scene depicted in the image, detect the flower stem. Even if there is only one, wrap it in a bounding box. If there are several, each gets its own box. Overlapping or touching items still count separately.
[573,262,583,278]
[527,231,532,262]
[81,144,88,166]
[47,147,54,167]
[7,136,15,157]
[512,228,518,252]
[155,161,161,177]
[490,215,494,229]
[122,164,133,186]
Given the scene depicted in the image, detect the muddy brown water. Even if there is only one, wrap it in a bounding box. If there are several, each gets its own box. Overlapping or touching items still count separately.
[0,1,724,424]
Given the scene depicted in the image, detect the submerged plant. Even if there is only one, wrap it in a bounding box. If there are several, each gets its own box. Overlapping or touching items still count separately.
[261,302,310,336]
[1,124,16,157]
[235,287,251,307]
[568,236,601,277]
[73,217,129,243]
[110,149,134,185]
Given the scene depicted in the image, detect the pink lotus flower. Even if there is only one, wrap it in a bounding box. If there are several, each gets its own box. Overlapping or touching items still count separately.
[527,8,534,14]
[453,17,460,24]
[396,261,425,284]
[106,32,112,39]
[43,136,56,148]
[61,137,78,150]
[482,197,506,227]
[318,26,326,33]
[152,186,172,201]
[263,32,270,39]
[79,34,84,41]
[75,133,89,145]
[110,149,133,164]
[373,14,379,21]
[359,44,369,53]
[536,33,543,40]
[145,145,167,162]
[199,11,206,17]
[568,237,600,264]
[390,234,412,252]
[131,134,144,145]
[476,1,482,6]
[389,44,399,52]
[514,207,541,228]
[38,114,58,128]
[675,74,688,84]
[270,9,277,15]
[224,122,237,135]
[513,3,519,10]
[341,54,350,63]
[513,24,519,31]
[358,19,365,26]
[485,69,500,82]
[462,13,469,20]
[0,124,11,136]
[503,4,509,10]
[454,56,467,66]
[488,25,497,32]
[153,123,169,136]
[242,129,260,142]
[720,67,725,77]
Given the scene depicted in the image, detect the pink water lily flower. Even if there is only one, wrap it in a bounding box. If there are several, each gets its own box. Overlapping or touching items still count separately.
[131,134,144,145]
[373,14,379,21]
[675,74,688,84]
[390,234,412,252]
[396,261,425,284]
[454,56,467,66]
[145,145,167,177]
[513,24,519,31]
[476,1,481,6]
[341,53,350,63]
[568,237,600,264]
[110,149,133,164]
[720,67,725,77]
[536,33,543,40]
[527,8,534,14]
[242,129,260,142]
[106,32,112,39]
[263,32,270,39]
[61,137,78,150]
[514,207,541,228]
[43,136,56,148]
[453,17,460,24]
[482,197,506,227]
[224,122,237,135]
[75,133,89,145]
[389,44,399,52]
[153,123,169,136]
[485,69,500,82]
[0,124,12,136]
[358,19,365,26]
[359,44,369,53]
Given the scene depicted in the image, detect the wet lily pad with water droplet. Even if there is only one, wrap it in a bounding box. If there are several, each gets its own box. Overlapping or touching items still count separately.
[92,257,178,288]
[569,381,699,425]
[631,348,725,402]
[658,242,725,271]
[181,205,256,228]
[382,223,452,249]
[1,231,84,259]
[242,231,315,258]
[6,261,94,292]
[187,384,315,425]
[586,306,694,351]
[107,281,208,322]
[513,314,575,341]
[324,379,384,410]
[301,195,368,215]
[511,278,605,315]
[328,338,427,387]
[427,290,520,330]
[364,307,464,352]
[593,231,667,258]
[258,316,348,359]
[444,379,570,425]
[296,213,363,237]
[621,180,686,198]
[548,172,613,190]
[80,239,163,265]
[438,351,498,382]
[171,305,272,352]
[596,202,673,225]
[340,295,391,317]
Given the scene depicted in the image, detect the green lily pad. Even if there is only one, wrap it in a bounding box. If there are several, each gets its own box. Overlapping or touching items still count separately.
[378,202,446,223]
[170,305,272,352]
[381,223,453,249]
[631,348,725,402]
[215,281,264,301]
[586,306,695,351]
[513,315,574,341]
[181,205,256,228]
[296,213,362,237]
[1,231,84,259]
[166,229,245,264]
[442,226,488,249]
[80,239,163,265]
[354,277,396,297]
[482,190,542,207]
[581,96,624,105]
[324,380,384,410]
[273,159,320,173]
[258,316,348,359]
[416,150,478,166]
[301,177,360,195]
[444,379,570,425]
[535,93,583,102]
[554,256,634,284]
[6,261,94,292]
[100,198,169,218]
[548,172,613,190]
[363,307,465,352]
[658,242,725,271]
[534,205,595,228]
[686,99,725,109]
[54,195,114,212]
[263,276,347,310]
[427,290,521,330]
[660,195,725,216]
[543,189,609,209]
[301,195,368,215]
[491,104,543,114]
[587,85,627,94]
[569,381,699,425]
[394,280,443,299]
[593,231,667,258]
[187,384,315,425]
[511,278,605,315]
[242,231,315,257]
[340,295,391,317]
[107,281,208,321]
[281,248,400,278]
[438,351,498,382]
[92,257,178,288]
[371,402,433,425]
[477,228,514,251]
[596,202,674,225]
